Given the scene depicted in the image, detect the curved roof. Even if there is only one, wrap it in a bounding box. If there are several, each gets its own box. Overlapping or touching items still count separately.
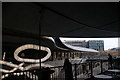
[63,44,99,52]
[44,37,98,52]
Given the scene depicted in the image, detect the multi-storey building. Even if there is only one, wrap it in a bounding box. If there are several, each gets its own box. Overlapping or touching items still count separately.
[108,47,120,51]
[87,40,104,51]
[64,40,104,51]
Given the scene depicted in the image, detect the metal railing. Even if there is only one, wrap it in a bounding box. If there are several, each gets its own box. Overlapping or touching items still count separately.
[49,60,109,80]
[2,69,38,80]
[50,66,64,80]
[2,59,120,80]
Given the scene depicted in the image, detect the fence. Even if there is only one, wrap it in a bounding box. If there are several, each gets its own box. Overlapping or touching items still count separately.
[2,59,119,80]
[2,69,38,80]
[50,60,109,80]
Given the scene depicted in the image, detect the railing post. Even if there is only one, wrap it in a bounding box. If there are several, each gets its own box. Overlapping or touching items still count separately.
[90,61,93,77]
[88,62,91,70]
[74,63,77,80]
[101,60,103,73]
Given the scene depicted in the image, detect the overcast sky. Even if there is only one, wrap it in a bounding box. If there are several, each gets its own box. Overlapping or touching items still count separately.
[60,37,119,50]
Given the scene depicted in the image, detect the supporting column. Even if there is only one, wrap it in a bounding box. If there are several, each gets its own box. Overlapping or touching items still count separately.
[73,52,75,59]
[62,52,64,59]
[64,52,66,58]
[68,52,71,58]
[54,52,57,60]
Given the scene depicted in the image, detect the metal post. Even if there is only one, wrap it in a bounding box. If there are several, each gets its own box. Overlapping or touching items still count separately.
[75,63,77,80]
[90,61,93,77]
[89,62,91,70]
[38,7,45,80]
[101,60,103,73]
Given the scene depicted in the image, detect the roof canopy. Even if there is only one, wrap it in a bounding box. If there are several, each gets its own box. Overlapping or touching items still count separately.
[2,2,119,51]
[3,2,119,38]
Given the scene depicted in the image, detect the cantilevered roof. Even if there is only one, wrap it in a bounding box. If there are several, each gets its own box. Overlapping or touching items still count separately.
[44,37,98,52]
[63,44,99,52]
[3,2,119,38]
[2,2,119,52]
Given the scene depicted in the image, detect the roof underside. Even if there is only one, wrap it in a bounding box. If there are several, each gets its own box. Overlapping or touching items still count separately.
[2,2,119,51]
[3,2,119,38]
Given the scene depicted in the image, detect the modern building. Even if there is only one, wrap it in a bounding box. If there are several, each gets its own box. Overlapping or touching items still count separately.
[88,40,104,51]
[64,40,104,51]
[108,47,120,51]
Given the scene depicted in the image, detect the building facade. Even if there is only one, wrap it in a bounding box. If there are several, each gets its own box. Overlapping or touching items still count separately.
[87,40,104,51]
[64,40,104,51]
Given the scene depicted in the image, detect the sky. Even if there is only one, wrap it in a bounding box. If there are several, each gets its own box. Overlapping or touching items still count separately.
[60,37,119,50]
